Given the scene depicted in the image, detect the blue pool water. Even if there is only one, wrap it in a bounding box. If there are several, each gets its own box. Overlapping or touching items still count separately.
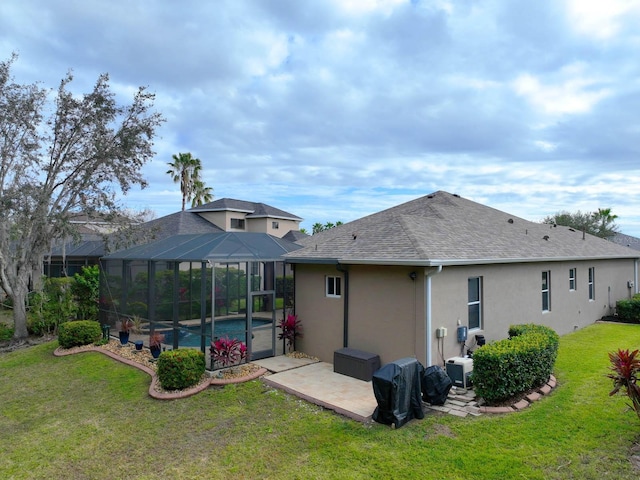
[163,318,271,347]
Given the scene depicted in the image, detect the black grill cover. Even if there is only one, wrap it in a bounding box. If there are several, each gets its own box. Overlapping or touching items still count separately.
[421,365,453,405]
[372,357,425,428]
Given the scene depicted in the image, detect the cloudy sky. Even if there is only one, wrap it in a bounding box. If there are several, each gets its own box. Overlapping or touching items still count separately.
[2,0,640,234]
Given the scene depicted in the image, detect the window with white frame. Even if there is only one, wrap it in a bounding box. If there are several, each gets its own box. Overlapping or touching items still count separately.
[569,268,576,291]
[468,277,482,330]
[326,276,342,298]
[588,267,595,300]
[542,271,551,312]
[272,221,279,229]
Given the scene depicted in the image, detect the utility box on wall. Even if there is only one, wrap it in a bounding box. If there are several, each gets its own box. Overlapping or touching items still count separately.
[445,356,473,389]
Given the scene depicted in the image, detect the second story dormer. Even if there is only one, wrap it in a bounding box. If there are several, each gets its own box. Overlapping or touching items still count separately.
[188,198,302,238]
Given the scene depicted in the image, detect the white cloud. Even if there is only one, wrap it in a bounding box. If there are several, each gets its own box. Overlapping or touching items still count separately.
[566,0,640,39]
[513,65,612,115]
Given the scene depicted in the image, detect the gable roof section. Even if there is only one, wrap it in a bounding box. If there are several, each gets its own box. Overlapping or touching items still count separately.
[102,232,302,262]
[188,198,302,221]
[287,191,639,266]
[141,210,224,241]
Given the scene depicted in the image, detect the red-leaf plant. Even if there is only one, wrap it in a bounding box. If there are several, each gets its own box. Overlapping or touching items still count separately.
[607,348,640,420]
[278,314,303,352]
[210,336,247,368]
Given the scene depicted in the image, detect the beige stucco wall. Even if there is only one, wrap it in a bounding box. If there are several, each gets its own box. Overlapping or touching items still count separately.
[247,217,300,237]
[294,264,426,365]
[294,258,637,368]
[294,264,345,361]
[196,211,299,237]
[196,211,233,230]
[430,258,636,363]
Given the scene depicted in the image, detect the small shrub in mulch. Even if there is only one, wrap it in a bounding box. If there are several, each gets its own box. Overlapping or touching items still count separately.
[57,320,102,349]
[157,349,206,391]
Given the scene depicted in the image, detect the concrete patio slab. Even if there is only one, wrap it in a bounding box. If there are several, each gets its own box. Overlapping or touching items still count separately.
[253,355,319,373]
[261,361,378,422]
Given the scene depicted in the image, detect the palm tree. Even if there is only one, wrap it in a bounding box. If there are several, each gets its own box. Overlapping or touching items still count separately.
[593,208,619,239]
[166,152,212,210]
[191,179,214,207]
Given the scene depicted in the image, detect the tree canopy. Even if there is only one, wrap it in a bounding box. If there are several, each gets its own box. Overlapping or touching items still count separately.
[542,208,619,239]
[166,152,213,210]
[0,55,164,339]
[311,221,344,234]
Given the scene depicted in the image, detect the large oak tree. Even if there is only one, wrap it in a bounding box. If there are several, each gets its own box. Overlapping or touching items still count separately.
[0,55,164,339]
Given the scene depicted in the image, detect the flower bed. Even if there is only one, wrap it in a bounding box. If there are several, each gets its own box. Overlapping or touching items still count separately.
[54,339,267,399]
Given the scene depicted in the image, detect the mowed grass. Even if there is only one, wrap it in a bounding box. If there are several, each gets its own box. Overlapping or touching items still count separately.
[1,322,639,479]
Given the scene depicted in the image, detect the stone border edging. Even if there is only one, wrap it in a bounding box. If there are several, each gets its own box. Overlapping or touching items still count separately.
[478,374,557,414]
[53,345,267,400]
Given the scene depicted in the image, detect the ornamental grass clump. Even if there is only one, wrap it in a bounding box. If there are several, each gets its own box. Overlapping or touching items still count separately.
[157,349,206,390]
[608,348,640,420]
[57,320,102,349]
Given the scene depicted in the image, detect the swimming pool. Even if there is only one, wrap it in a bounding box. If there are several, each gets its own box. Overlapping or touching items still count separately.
[163,318,271,347]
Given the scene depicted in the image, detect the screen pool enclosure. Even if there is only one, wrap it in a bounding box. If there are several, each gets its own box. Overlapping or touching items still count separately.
[99,232,300,369]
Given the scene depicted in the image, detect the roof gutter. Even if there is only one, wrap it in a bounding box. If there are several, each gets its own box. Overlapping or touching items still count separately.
[286,254,640,267]
[425,265,443,367]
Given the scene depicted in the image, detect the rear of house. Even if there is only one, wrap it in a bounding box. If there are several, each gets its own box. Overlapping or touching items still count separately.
[286,192,638,367]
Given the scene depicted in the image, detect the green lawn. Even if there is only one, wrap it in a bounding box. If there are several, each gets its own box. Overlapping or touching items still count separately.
[1,322,639,479]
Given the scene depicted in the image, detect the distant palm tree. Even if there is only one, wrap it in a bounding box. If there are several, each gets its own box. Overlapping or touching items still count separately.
[166,152,213,210]
[191,179,214,207]
[593,208,619,239]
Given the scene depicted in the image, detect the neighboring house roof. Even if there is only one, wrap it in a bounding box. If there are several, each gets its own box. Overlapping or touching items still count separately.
[189,198,302,221]
[48,235,106,258]
[286,191,640,266]
[140,210,224,241]
[610,232,640,251]
[282,230,310,243]
[102,232,302,262]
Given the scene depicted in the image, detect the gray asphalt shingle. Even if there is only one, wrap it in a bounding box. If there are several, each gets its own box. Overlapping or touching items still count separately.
[287,191,639,265]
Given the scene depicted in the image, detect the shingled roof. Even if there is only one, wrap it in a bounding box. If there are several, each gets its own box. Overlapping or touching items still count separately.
[286,191,639,266]
[188,198,302,221]
[141,210,224,241]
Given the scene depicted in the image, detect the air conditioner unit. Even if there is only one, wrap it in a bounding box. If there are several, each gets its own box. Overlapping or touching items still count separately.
[445,356,473,389]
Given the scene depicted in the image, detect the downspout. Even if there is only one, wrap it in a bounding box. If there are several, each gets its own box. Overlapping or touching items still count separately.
[336,263,349,348]
[635,259,639,295]
[425,265,443,367]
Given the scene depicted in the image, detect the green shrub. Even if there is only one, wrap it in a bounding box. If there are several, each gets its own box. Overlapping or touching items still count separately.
[0,322,14,341]
[72,265,100,321]
[28,277,77,335]
[58,320,102,349]
[472,324,559,404]
[157,349,206,391]
[615,297,640,322]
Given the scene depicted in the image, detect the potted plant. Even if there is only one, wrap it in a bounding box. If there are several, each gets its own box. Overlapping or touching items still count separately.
[149,331,165,359]
[117,317,134,346]
[278,314,302,352]
[210,336,247,370]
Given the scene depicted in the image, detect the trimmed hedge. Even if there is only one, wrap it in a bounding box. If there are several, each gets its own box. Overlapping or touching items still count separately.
[615,293,640,323]
[472,323,559,404]
[157,349,206,391]
[58,320,102,349]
